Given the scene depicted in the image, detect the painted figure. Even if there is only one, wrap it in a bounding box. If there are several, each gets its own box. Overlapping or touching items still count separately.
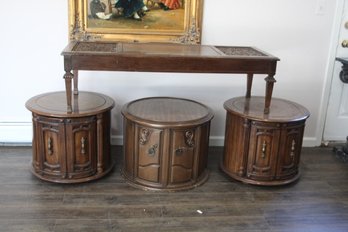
[159,0,181,10]
[90,0,112,19]
[115,0,149,20]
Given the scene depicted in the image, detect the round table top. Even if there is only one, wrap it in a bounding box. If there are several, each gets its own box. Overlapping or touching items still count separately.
[26,91,114,117]
[224,96,310,122]
[122,97,214,127]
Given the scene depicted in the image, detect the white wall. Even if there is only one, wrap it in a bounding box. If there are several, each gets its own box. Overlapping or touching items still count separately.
[0,0,337,146]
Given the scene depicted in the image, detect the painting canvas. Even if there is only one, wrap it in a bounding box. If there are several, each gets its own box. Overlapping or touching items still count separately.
[68,0,203,43]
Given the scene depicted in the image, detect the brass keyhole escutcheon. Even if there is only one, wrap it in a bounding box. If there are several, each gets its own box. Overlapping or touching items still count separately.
[148,144,158,156]
[175,147,185,155]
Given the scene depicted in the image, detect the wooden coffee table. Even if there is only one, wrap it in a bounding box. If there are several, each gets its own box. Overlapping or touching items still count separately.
[62,41,279,113]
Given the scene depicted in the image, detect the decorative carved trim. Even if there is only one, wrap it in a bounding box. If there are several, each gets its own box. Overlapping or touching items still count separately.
[63,71,74,80]
[185,130,195,147]
[139,128,151,145]
[70,12,102,41]
[264,75,277,83]
[173,19,200,44]
[70,12,82,41]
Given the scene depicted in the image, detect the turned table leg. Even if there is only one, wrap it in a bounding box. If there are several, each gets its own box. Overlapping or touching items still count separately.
[64,71,73,113]
[73,70,79,95]
[264,75,276,114]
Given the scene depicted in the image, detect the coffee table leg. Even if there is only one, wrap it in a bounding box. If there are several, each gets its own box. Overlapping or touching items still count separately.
[73,70,79,95]
[264,75,276,114]
[64,71,73,113]
[246,73,253,98]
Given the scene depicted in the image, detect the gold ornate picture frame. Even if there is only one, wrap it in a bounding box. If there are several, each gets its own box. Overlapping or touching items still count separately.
[68,0,203,44]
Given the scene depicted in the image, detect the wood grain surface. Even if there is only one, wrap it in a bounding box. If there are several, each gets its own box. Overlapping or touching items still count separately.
[122,97,213,126]
[25,91,114,118]
[0,146,347,231]
[224,96,310,122]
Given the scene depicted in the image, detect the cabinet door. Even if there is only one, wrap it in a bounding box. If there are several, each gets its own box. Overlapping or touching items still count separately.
[65,117,97,179]
[223,113,250,177]
[169,129,196,184]
[36,116,66,178]
[276,123,305,179]
[247,122,280,181]
[136,127,163,184]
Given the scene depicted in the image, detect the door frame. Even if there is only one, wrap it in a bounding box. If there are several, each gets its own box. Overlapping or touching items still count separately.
[319,0,346,145]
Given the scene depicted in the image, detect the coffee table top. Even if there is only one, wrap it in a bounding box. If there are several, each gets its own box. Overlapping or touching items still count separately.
[224,96,310,122]
[62,41,278,60]
[26,91,114,117]
[122,97,213,127]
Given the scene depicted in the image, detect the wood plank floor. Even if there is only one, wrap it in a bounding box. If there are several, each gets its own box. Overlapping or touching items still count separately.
[0,146,348,231]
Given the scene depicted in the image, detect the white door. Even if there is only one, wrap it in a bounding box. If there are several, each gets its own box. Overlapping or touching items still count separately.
[324,0,348,141]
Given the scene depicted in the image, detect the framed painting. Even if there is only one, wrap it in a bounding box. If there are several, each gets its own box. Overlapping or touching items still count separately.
[68,0,204,44]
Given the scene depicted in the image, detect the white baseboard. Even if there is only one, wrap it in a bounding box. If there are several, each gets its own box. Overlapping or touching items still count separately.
[0,123,32,145]
[302,137,320,147]
[111,135,123,145]
[208,136,225,146]
[0,123,320,147]
[111,135,318,147]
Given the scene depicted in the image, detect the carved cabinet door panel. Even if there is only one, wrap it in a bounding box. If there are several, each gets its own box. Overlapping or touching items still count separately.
[170,129,196,184]
[137,127,163,184]
[247,122,280,181]
[36,116,66,178]
[65,117,97,179]
[277,123,304,179]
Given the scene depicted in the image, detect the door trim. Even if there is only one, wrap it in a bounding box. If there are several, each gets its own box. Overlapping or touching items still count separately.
[320,0,345,144]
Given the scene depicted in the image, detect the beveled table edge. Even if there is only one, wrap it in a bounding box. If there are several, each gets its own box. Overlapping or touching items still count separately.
[25,91,115,118]
[223,96,310,123]
[121,96,214,128]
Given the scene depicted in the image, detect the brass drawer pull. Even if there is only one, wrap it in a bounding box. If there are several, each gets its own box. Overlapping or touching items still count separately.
[261,141,267,159]
[81,137,87,155]
[148,144,158,156]
[290,139,296,159]
[47,137,53,155]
